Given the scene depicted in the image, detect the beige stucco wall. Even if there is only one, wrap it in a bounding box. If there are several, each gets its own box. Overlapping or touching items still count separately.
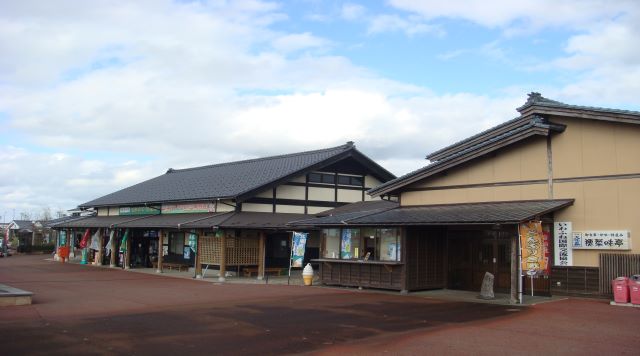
[255,189,272,199]
[554,178,640,266]
[241,203,272,213]
[97,208,108,216]
[551,116,640,178]
[401,183,549,206]
[411,137,548,190]
[307,206,330,215]
[215,200,236,212]
[337,188,362,202]
[275,204,305,214]
[365,175,382,188]
[108,207,119,216]
[276,185,306,200]
[308,187,334,201]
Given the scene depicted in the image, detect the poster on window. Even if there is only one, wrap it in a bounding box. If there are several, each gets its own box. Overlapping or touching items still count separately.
[291,232,308,267]
[519,221,547,274]
[554,222,573,266]
[341,229,352,259]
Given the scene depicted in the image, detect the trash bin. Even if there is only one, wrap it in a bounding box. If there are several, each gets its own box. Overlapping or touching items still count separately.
[612,277,630,303]
[630,275,640,305]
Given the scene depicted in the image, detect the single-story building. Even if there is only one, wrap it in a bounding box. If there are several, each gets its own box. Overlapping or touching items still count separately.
[52,142,396,280]
[293,93,640,302]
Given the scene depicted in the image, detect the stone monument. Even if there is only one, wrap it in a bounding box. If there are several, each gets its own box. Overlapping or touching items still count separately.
[479,271,495,300]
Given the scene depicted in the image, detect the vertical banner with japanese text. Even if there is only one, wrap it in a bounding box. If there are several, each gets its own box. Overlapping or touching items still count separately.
[519,221,547,274]
[291,232,308,268]
[554,222,573,266]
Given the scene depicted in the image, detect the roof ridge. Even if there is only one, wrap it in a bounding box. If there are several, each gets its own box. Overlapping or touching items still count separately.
[167,143,353,174]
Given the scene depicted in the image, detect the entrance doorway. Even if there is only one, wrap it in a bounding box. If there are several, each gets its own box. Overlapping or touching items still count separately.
[265,232,290,268]
[447,229,513,292]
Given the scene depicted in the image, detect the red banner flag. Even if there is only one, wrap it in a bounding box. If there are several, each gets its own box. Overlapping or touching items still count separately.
[79,228,91,249]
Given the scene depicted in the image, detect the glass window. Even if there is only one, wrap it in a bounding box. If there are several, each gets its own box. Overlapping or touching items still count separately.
[340,229,361,259]
[361,228,377,260]
[321,174,335,184]
[323,229,340,259]
[169,232,184,255]
[337,175,351,185]
[350,176,363,186]
[378,228,400,261]
[308,173,322,183]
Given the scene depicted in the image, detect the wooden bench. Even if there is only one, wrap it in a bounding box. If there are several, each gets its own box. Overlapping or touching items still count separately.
[152,261,190,272]
[243,267,283,277]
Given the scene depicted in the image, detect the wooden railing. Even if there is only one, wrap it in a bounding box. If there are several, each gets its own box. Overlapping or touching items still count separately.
[599,253,640,295]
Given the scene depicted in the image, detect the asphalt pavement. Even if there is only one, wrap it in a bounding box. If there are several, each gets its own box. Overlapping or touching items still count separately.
[1,254,638,355]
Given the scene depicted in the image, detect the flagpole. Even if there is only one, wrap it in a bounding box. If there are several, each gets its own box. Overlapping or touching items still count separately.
[288,231,294,285]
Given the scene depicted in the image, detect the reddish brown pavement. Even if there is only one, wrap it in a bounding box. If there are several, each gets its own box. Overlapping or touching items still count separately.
[1,255,638,356]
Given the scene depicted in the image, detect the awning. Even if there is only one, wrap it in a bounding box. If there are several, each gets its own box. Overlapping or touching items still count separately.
[292,199,574,226]
[217,212,309,229]
[116,213,228,228]
[51,215,154,228]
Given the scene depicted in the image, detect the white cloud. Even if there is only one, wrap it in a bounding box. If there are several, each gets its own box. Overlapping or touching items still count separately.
[341,3,366,21]
[367,14,444,37]
[271,32,331,53]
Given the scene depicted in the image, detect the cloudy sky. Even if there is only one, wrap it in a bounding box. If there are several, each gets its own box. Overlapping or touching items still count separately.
[1,0,639,220]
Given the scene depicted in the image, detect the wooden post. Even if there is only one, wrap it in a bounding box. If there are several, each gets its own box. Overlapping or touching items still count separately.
[95,231,103,266]
[258,231,266,280]
[124,232,131,269]
[400,227,408,294]
[195,231,203,278]
[110,230,117,267]
[510,231,518,304]
[219,232,227,282]
[156,230,163,273]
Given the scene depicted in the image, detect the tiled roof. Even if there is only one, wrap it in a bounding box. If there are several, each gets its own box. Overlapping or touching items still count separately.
[517,92,640,116]
[314,200,399,217]
[297,199,574,226]
[80,143,394,208]
[369,117,562,196]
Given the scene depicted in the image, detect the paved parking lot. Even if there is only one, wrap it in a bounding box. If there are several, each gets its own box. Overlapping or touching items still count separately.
[1,255,638,355]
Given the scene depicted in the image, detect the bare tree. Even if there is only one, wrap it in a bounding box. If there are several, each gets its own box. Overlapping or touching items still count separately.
[55,208,66,219]
[41,207,52,221]
[19,212,32,220]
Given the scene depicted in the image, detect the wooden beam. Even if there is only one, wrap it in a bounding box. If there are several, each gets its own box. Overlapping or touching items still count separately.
[258,232,266,280]
[219,232,227,282]
[156,229,163,273]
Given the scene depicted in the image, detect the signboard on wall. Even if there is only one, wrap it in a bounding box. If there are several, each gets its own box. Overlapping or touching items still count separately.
[572,231,631,250]
[119,206,160,215]
[554,222,573,266]
[161,202,215,214]
[519,221,547,273]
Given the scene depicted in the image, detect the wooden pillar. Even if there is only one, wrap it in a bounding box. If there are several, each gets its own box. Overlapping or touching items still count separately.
[510,231,518,304]
[219,232,227,282]
[195,232,203,278]
[124,232,131,269]
[110,230,117,267]
[400,227,408,294]
[156,230,163,273]
[95,231,103,266]
[258,231,266,280]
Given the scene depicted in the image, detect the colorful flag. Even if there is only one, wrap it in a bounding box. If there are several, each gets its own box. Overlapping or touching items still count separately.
[519,221,547,274]
[90,229,101,250]
[119,229,129,253]
[105,230,114,256]
[291,232,308,268]
[79,228,91,248]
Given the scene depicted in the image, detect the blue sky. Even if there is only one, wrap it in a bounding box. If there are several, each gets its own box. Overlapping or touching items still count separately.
[1,0,639,219]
